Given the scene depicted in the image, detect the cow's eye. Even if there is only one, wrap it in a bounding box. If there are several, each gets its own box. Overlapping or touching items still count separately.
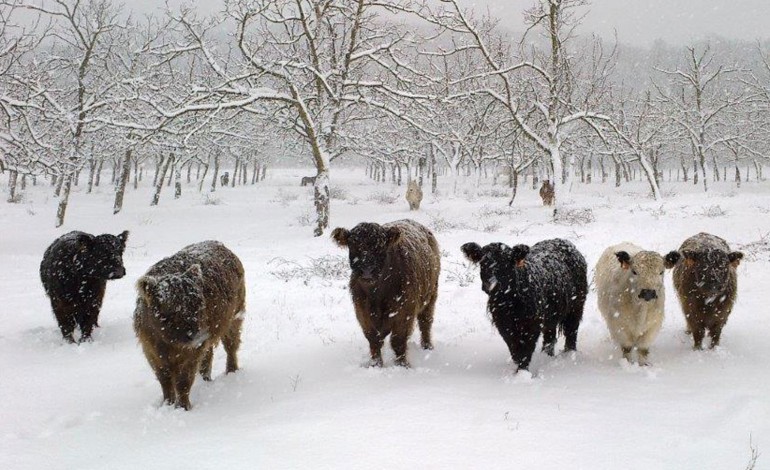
[631,270,637,275]
[660,271,664,275]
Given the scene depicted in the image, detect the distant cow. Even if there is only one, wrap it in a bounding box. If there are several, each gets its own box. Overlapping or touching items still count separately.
[405,180,423,210]
[332,219,440,367]
[40,230,129,343]
[672,233,743,349]
[133,241,245,410]
[595,243,680,365]
[220,172,230,187]
[462,239,587,371]
[301,176,316,187]
[539,180,555,206]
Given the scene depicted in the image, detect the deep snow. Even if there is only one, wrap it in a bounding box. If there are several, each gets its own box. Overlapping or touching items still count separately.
[1,169,768,469]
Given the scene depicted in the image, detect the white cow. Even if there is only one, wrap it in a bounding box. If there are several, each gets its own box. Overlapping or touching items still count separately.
[594,242,679,365]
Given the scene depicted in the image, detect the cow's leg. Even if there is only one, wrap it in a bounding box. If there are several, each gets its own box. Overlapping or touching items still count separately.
[708,321,725,349]
[174,362,198,411]
[141,342,175,405]
[691,325,706,350]
[621,346,634,363]
[541,322,557,356]
[418,293,437,350]
[637,348,651,366]
[199,346,214,381]
[562,299,585,352]
[391,314,413,367]
[504,322,539,372]
[355,305,384,367]
[51,299,77,343]
[222,317,243,374]
[77,285,105,342]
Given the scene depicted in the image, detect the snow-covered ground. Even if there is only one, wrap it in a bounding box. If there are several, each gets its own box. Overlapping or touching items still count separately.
[1,169,768,469]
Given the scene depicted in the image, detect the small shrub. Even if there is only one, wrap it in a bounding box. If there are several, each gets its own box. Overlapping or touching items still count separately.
[478,187,510,198]
[738,232,770,262]
[445,262,476,287]
[201,194,222,206]
[428,213,469,233]
[367,190,398,205]
[553,207,595,226]
[329,186,349,200]
[700,205,727,218]
[269,255,349,285]
[272,188,299,207]
[296,209,313,227]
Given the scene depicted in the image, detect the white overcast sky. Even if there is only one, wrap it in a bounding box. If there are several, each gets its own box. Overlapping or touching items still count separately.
[126,0,769,46]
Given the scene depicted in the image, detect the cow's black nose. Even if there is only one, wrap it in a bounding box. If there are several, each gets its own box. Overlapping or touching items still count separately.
[639,289,657,301]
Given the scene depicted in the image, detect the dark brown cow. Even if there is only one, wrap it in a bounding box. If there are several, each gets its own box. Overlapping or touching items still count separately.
[301,176,316,187]
[672,233,743,349]
[332,219,440,367]
[134,241,245,410]
[539,180,555,206]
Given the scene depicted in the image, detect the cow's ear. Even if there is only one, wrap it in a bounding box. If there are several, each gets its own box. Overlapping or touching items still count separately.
[682,250,698,267]
[331,227,349,247]
[136,275,158,305]
[386,226,401,246]
[664,251,681,269]
[118,230,129,248]
[615,251,631,270]
[728,251,744,268]
[511,244,530,268]
[461,242,484,264]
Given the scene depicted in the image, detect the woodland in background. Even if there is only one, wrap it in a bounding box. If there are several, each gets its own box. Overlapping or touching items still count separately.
[1,0,769,234]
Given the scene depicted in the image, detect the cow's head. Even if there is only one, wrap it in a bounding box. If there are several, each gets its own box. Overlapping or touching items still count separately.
[332,223,401,284]
[461,242,529,295]
[76,230,129,280]
[679,248,743,295]
[136,264,208,346]
[615,249,680,302]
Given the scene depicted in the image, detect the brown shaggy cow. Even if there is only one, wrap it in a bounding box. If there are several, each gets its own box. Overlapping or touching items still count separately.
[672,233,743,350]
[539,180,555,206]
[133,241,246,410]
[332,219,440,367]
[301,176,316,187]
[405,180,423,210]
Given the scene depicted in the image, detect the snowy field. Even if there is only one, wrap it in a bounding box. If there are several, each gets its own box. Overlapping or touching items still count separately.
[1,168,769,470]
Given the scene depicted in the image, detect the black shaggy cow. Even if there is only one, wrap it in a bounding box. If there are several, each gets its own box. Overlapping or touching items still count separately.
[40,230,129,343]
[461,238,587,371]
[332,219,440,367]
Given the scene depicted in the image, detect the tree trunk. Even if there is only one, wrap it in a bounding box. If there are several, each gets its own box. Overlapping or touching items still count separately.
[133,159,139,190]
[95,160,104,187]
[7,170,18,203]
[55,175,73,227]
[232,157,240,188]
[735,165,741,188]
[508,168,519,206]
[211,154,220,192]
[174,163,182,199]
[187,161,192,184]
[166,158,175,187]
[54,173,64,197]
[86,160,96,194]
[151,154,173,206]
[199,161,210,192]
[113,149,133,214]
[313,170,330,237]
[261,164,267,181]
[153,155,163,186]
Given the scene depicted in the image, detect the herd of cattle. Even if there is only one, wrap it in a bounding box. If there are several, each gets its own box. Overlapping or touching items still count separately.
[38,221,743,410]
